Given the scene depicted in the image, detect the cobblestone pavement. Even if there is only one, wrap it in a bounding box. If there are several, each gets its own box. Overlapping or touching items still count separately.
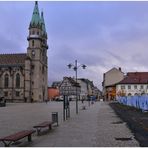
[0,101,139,147]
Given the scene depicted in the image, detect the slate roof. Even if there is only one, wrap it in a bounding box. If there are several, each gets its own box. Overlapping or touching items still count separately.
[67,77,80,87]
[60,77,80,87]
[118,72,148,84]
[78,78,94,87]
[52,81,62,88]
[0,53,27,66]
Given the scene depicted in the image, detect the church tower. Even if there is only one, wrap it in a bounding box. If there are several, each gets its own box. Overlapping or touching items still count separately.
[25,1,48,102]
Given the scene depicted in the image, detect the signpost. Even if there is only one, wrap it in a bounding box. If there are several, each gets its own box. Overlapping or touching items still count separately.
[59,77,81,121]
[63,95,70,121]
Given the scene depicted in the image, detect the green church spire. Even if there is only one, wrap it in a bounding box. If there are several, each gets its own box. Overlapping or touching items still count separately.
[41,11,47,36]
[30,1,41,28]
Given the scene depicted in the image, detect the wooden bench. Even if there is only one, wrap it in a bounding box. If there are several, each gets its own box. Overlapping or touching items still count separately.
[33,121,53,135]
[0,130,35,147]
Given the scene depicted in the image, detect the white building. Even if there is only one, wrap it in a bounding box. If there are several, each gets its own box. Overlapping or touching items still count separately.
[116,72,148,96]
[59,77,81,99]
[77,79,88,100]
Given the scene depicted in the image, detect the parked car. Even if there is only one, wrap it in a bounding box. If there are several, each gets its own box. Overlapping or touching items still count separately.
[55,96,64,101]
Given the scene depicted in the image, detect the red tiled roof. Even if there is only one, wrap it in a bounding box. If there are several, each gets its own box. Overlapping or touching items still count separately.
[118,72,148,84]
[0,53,27,66]
[127,72,148,77]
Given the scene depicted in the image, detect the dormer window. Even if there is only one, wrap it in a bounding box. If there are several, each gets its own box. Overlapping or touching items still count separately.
[32,30,35,34]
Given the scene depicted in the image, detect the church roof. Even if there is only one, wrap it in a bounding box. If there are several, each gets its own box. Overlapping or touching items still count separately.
[0,53,27,66]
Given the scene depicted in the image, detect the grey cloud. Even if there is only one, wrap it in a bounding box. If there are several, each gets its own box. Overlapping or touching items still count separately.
[1,1,148,90]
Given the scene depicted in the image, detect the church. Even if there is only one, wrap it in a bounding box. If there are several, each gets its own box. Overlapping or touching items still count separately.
[0,2,48,102]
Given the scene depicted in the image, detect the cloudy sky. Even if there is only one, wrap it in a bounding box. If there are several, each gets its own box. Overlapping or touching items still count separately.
[0,1,148,90]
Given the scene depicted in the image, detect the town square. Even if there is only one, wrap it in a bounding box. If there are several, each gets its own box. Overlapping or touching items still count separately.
[0,101,139,147]
[0,1,148,147]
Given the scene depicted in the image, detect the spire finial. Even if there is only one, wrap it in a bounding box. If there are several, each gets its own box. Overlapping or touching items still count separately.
[35,1,38,5]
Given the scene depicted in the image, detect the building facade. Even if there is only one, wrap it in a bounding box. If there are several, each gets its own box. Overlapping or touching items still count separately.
[77,78,96,100]
[116,72,148,96]
[59,77,81,99]
[51,81,62,89]
[102,67,124,101]
[77,79,88,100]
[48,87,60,101]
[92,86,102,100]
[0,2,48,102]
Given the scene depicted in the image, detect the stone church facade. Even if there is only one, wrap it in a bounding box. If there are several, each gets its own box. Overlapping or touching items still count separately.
[0,2,48,102]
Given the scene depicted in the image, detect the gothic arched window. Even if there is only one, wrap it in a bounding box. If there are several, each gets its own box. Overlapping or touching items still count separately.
[16,73,20,88]
[4,74,9,88]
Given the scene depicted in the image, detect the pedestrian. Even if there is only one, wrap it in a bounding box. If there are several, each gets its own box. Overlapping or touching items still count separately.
[81,98,84,103]
[88,97,90,106]
[45,99,48,104]
[24,97,27,103]
[30,98,33,103]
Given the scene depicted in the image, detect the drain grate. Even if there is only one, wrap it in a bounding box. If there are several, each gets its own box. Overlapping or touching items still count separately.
[112,121,124,124]
[115,137,132,141]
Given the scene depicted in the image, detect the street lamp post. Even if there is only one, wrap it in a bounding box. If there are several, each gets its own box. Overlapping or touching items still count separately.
[67,60,86,114]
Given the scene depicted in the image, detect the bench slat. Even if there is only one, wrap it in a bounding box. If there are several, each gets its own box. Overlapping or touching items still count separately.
[33,121,53,128]
[33,121,53,135]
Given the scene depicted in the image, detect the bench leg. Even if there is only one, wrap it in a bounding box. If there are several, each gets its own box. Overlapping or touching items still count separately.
[28,134,32,142]
[2,141,12,147]
[37,128,41,136]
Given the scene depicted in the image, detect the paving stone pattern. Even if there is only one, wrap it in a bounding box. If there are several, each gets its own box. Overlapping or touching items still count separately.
[0,101,139,147]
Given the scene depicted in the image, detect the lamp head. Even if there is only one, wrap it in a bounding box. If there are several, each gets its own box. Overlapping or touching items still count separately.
[82,65,86,69]
[67,64,72,69]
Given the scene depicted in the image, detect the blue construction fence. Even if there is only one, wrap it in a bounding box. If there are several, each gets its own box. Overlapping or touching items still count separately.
[117,95,148,111]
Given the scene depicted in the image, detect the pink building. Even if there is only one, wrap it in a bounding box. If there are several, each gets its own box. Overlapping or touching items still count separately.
[48,87,60,100]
